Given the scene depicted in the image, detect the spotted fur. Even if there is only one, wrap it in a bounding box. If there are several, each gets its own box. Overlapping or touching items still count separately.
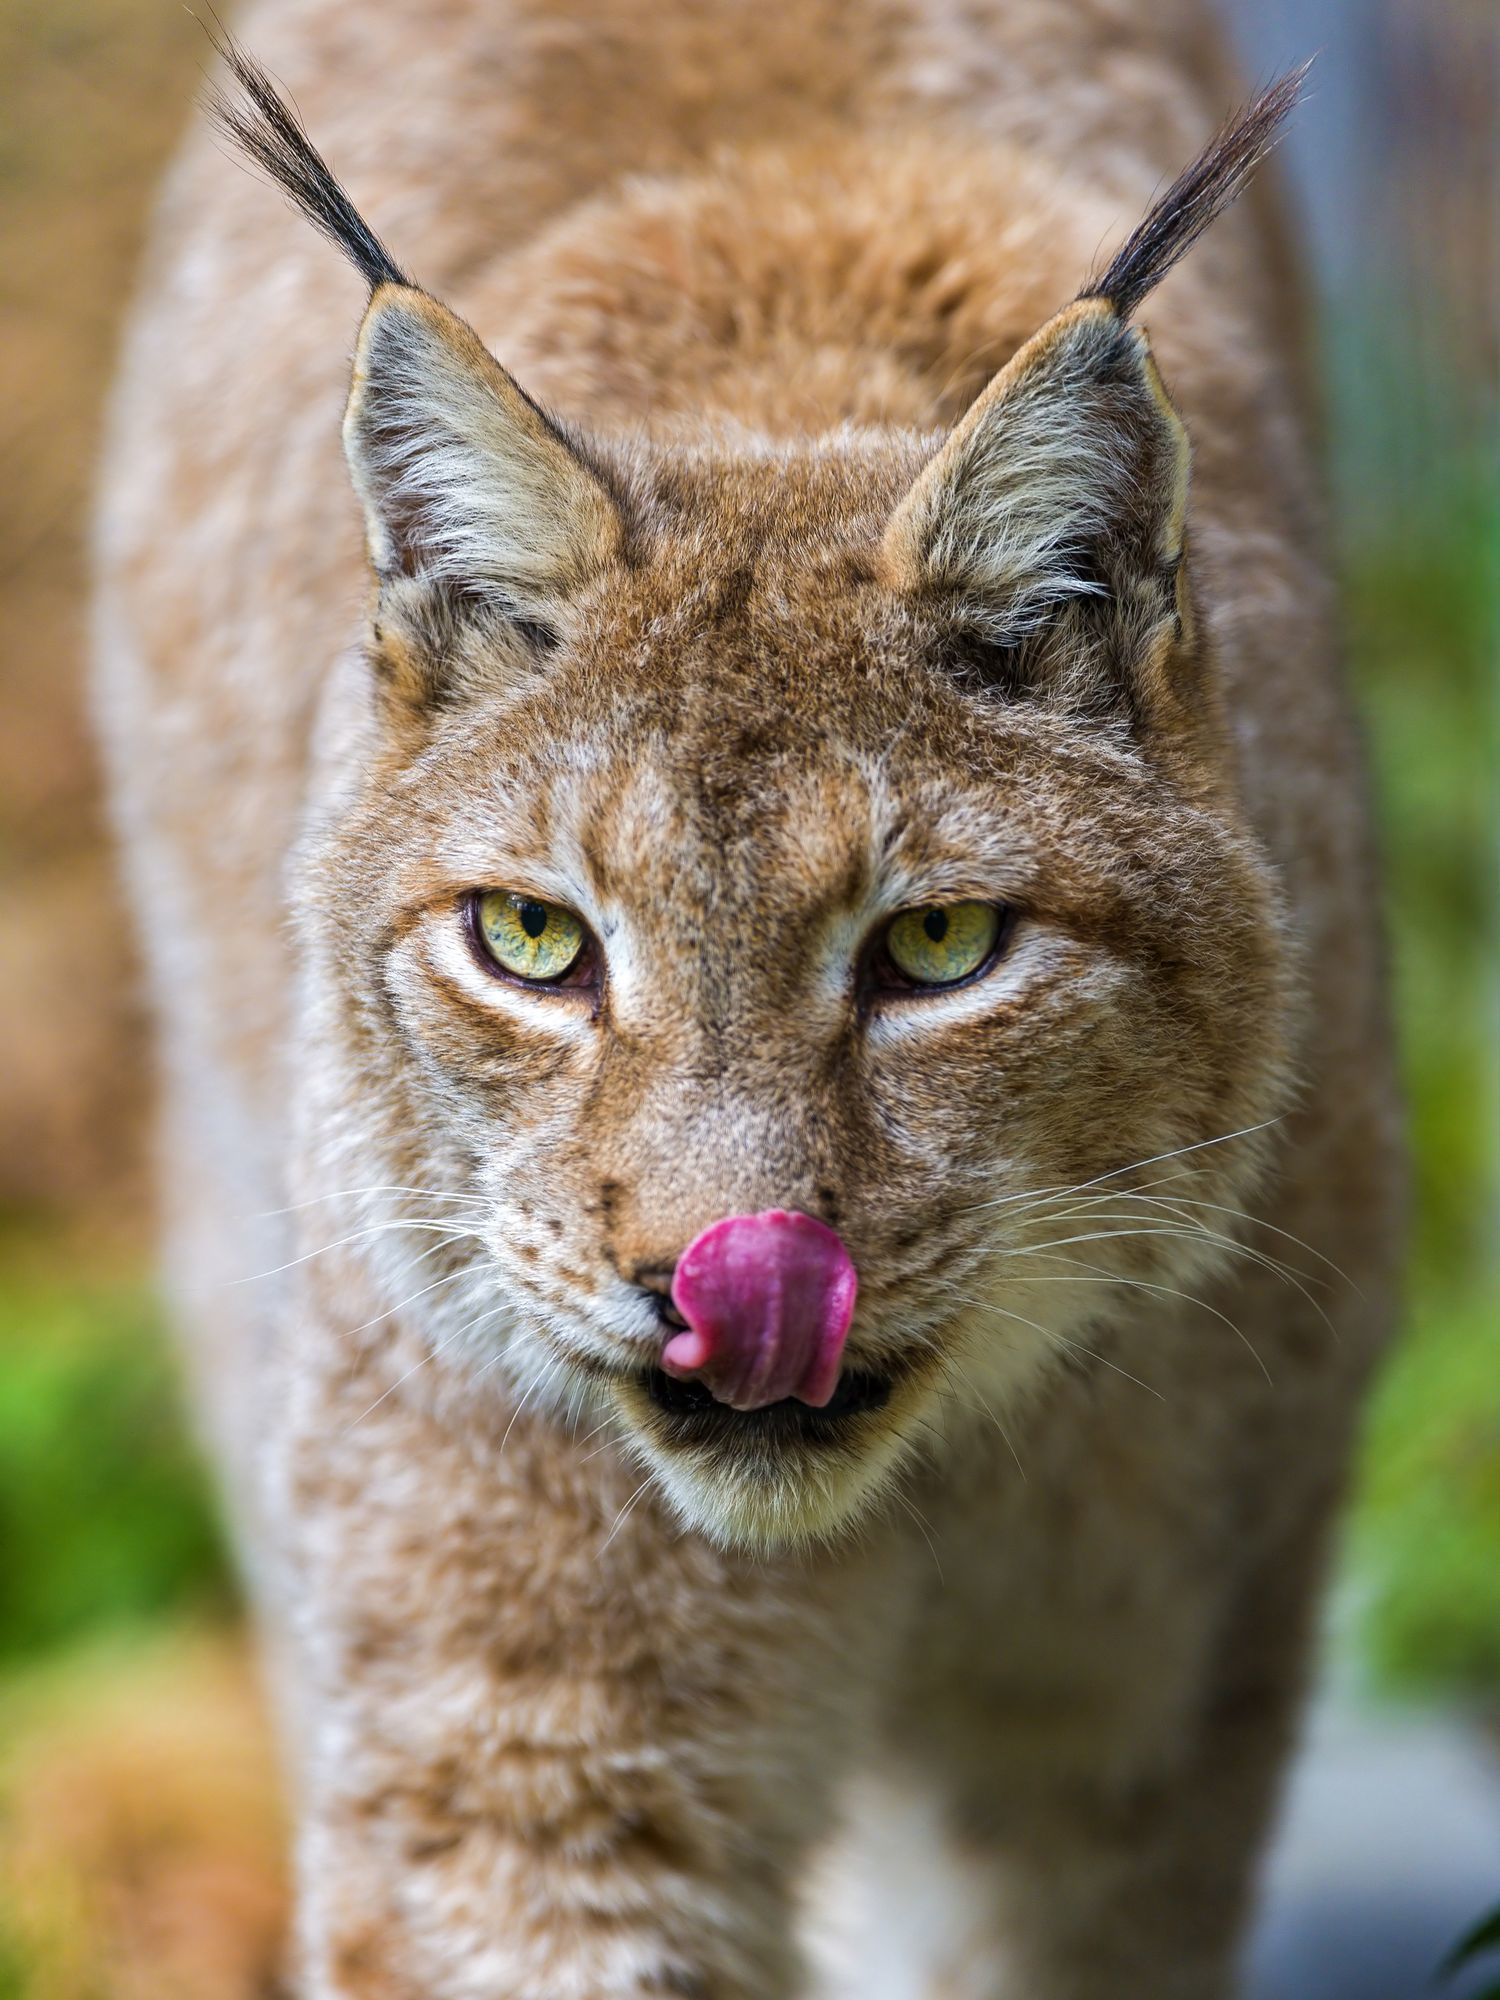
[95,4,1400,1995]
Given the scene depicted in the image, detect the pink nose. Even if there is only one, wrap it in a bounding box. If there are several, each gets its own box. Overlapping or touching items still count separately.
[660,1210,858,1411]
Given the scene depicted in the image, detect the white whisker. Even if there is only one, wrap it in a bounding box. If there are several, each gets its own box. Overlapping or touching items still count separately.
[225,1217,486,1288]
[496,1351,566,1461]
[342,1298,509,1434]
[256,1183,489,1219]
[942,1285,1166,1400]
[1054,1187,1357,1292]
[336,1240,487,1343]
[597,1475,655,1557]
[1018,1251,1274,1385]
[963,1117,1283,1219]
[893,1489,944,1581]
[942,1355,1027,1481]
[1014,1204,1321,1307]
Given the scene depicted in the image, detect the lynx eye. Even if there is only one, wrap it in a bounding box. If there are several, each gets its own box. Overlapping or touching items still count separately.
[884,901,1004,987]
[473,890,587,983]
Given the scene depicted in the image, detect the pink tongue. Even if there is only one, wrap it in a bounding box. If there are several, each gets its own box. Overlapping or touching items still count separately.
[661,1210,858,1411]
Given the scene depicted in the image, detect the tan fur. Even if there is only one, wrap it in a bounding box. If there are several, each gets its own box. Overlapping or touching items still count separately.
[94,2,1401,1994]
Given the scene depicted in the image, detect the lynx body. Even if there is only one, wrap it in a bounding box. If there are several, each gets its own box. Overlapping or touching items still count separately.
[95,1,1401,1993]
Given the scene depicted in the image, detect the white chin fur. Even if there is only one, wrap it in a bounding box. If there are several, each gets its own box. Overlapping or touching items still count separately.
[610,1384,934,1555]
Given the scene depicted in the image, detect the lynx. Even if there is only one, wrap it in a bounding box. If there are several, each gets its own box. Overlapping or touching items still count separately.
[94,3,1401,1994]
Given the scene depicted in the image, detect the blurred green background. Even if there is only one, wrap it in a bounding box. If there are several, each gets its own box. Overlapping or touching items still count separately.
[0,0,1494,1993]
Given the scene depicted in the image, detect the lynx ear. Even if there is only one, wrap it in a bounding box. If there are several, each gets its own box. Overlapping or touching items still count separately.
[882,68,1308,708]
[344,285,621,610]
[205,34,620,654]
[880,297,1189,662]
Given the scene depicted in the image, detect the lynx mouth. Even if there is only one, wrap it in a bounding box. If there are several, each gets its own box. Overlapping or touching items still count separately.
[610,1356,934,1548]
[640,1364,893,1449]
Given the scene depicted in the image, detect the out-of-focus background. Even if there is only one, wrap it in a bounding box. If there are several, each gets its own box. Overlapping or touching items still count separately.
[0,1,1494,1995]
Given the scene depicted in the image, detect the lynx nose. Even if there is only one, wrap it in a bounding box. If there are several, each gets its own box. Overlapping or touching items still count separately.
[659,1210,858,1411]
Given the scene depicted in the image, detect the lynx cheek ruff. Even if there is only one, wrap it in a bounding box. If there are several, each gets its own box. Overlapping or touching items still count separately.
[662,1210,858,1411]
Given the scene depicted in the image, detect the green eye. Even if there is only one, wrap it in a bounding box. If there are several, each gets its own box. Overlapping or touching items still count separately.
[885,901,1003,987]
[475,891,587,983]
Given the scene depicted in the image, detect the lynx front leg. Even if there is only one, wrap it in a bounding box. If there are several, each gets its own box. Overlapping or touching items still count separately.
[890,1501,1337,2000]
[274,1355,895,2000]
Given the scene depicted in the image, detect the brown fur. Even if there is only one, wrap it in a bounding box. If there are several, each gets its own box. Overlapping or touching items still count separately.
[94,2,1401,1994]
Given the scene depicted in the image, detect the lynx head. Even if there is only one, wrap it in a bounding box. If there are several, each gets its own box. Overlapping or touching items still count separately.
[215,46,1301,1549]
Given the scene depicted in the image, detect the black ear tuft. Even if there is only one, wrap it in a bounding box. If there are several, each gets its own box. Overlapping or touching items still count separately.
[204,29,410,292]
[1081,63,1310,320]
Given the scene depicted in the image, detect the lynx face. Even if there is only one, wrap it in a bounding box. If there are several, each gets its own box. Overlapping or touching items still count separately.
[298,342,1289,1546]
[188,42,1309,1546]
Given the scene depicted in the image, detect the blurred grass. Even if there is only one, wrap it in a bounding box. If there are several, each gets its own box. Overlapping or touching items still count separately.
[0,1628,286,2000]
[0,1265,231,1665]
[1344,459,1500,1699]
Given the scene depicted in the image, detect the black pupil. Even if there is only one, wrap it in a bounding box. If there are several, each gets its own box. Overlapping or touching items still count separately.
[922,908,949,943]
[518,901,549,939]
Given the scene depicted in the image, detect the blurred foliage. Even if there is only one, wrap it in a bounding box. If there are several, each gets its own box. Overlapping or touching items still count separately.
[0,1265,232,1663]
[0,1629,285,2000]
[1440,1900,1500,2000]
[1345,458,1500,1701]
[0,0,198,1217]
